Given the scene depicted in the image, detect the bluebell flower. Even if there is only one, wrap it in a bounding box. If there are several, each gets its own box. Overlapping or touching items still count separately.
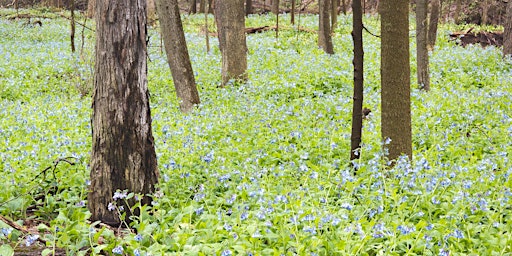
[134,249,141,256]
[302,226,317,235]
[439,248,449,256]
[195,206,204,215]
[241,212,248,221]
[25,234,39,246]
[112,246,123,255]
[108,202,116,211]
[223,224,232,231]
[397,225,415,235]
[134,234,142,242]
[113,190,128,200]
[1,228,12,236]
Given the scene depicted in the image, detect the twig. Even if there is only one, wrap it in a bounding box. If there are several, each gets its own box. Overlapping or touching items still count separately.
[58,13,94,31]
[363,25,380,38]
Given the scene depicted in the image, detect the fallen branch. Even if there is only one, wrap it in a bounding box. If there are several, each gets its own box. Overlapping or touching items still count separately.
[0,215,47,245]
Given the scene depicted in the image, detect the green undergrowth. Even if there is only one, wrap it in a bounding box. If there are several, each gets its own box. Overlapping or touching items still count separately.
[1,9,511,256]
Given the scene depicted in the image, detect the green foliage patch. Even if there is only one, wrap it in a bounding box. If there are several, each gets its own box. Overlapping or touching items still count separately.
[1,11,511,255]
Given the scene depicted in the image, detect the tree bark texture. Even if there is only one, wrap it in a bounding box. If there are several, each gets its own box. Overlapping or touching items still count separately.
[318,0,334,54]
[214,0,248,85]
[505,0,512,56]
[454,0,461,24]
[427,0,440,50]
[415,0,430,91]
[481,0,489,25]
[350,0,363,161]
[380,0,412,161]
[291,0,295,24]
[89,0,159,226]
[189,0,197,13]
[156,0,201,112]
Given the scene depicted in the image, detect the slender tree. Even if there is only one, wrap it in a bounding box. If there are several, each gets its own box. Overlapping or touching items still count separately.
[380,0,412,161]
[246,0,252,15]
[156,0,201,112]
[481,0,489,25]
[427,0,440,50]
[291,0,295,24]
[505,0,512,57]
[189,0,197,14]
[272,0,279,14]
[214,0,248,85]
[89,0,159,226]
[416,0,430,91]
[350,0,364,161]
[454,0,461,24]
[331,0,338,31]
[318,0,334,54]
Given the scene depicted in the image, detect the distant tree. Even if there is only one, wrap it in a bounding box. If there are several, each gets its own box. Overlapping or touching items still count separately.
[331,0,338,31]
[246,0,252,15]
[271,0,279,14]
[350,0,364,162]
[427,0,440,50]
[214,0,248,85]
[505,0,512,56]
[199,0,206,13]
[453,0,461,24]
[416,0,430,91]
[189,0,197,14]
[380,0,412,161]
[318,0,334,54]
[291,0,295,24]
[481,0,489,25]
[89,0,159,226]
[156,0,201,112]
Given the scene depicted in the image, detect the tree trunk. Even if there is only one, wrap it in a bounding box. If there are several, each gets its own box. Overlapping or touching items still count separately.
[147,0,157,20]
[208,0,213,13]
[246,0,252,15]
[199,0,206,13]
[70,0,75,52]
[416,0,430,91]
[427,0,440,50]
[341,0,346,14]
[271,0,279,14]
[86,0,95,18]
[214,0,248,85]
[481,0,488,25]
[318,0,334,54]
[189,0,197,14]
[350,0,364,162]
[291,0,295,24]
[331,0,338,31]
[454,0,461,24]
[89,0,159,226]
[504,0,512,56]
[380,0,412,161]
[156,0,201,112]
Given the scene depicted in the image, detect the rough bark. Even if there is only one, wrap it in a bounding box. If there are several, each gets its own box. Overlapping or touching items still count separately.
[156,0,201,112]
[505,0,512,56]
[147,0,157,20]
[416,0,430,91]
[341,0,347,14]
[454,0,461,24]
[89,0,159,226]
[350,0,363,162]
[199,0,206,13]
[380,0,412,161]
[427,0,440,50]
[318,0,334,54]
[214,0,248,85]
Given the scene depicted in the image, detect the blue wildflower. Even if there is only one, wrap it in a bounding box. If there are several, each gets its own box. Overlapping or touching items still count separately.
[25,234,39,246]
[113,190,128,200]
[112,246,123,255]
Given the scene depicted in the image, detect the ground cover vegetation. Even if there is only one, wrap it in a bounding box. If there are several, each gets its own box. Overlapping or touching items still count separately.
[1,9,512,255]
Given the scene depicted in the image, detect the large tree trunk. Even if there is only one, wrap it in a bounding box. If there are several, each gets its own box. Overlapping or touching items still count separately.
[156,0,201,112]
[89,0,159,226]
[318,0,334,54]
[427,0,440,50]
[214,0,248,85]
[415,0,430,91]
[380,0,412,161]
[350,0,364,162]
[504,0,512,57]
